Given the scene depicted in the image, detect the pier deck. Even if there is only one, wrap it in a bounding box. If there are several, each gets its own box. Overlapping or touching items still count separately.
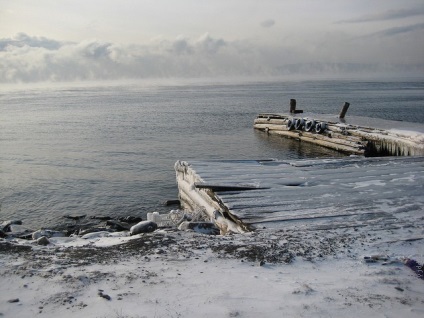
[254,113,424,156]
[175,157,424,234]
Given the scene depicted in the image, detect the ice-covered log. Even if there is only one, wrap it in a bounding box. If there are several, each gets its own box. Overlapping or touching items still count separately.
[175,161,249,234]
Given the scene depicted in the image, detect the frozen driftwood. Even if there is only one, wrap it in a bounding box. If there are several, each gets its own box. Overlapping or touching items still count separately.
[175,161,249,234]
[175,157,424,232]
[254,113,424,156]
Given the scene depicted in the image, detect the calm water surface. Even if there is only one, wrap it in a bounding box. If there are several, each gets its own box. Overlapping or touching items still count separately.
[1,78,423,228]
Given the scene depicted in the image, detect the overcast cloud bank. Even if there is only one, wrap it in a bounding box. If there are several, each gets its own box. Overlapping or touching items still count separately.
[1,32,422,83]
[336,7,424,23]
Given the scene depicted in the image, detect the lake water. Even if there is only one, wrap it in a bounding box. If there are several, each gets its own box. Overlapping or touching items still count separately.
[1,78,423,229]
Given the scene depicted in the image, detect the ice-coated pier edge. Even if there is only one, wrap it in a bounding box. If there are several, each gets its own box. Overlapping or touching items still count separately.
[254,113,424,156]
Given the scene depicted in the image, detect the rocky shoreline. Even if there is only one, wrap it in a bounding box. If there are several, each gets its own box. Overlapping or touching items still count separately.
[1,225,360,269]
[1,210,423,276]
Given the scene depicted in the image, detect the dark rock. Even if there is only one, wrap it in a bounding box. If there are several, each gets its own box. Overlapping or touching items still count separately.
[106,220,130,231]
[117,216,143,224]
[90,216,112,221]
[63,214,86,221]
[37,236,50,246]
[164,199,180,206]
[98,292,111,301]
[130,221,158,235]
[0,229,6,238]
[8,298,19,303]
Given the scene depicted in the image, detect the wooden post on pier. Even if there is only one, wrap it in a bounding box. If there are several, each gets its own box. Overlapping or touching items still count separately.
[290,99,296,113]
[289,99,303,114]
[339,102,350,119]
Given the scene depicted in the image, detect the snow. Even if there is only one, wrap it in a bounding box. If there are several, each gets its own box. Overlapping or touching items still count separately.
[389,129,424,143]
[1,224,423,318]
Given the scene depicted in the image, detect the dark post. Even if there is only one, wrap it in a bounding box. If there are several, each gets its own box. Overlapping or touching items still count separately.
[290,99,296,113]
[339,102,350,119]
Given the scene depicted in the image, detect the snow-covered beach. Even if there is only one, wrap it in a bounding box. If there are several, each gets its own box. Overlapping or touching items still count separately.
[1,217,423,318]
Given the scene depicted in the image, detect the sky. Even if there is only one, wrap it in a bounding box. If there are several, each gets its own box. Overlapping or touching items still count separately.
[0,0,423,82]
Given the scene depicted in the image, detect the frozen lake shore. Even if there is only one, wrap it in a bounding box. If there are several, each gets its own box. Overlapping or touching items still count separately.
[1,220,423,318]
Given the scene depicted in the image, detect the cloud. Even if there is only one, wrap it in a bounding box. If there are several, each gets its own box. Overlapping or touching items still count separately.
[195,33,226,54]
[336,7,424,24]
[170,35,193,55]
[77,40,114,59]
[261,19,275,28]
[0,32,64,51]
[0,32,422,83]
[0,33,233,82]
[361,22,424,38]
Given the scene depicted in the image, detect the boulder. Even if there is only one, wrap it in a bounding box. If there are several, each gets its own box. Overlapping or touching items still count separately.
[37,236,50,246]
[130,221,158,235]
[1,220,23,232]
